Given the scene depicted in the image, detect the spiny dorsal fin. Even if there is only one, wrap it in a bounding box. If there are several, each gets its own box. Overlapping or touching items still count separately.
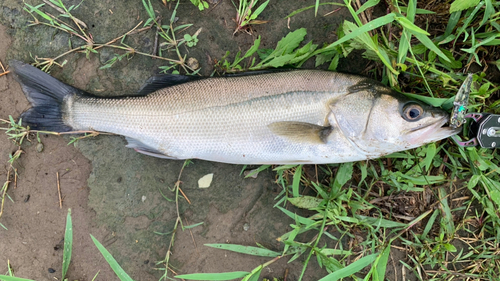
[268,122,333,144]
[137,69,294,95]
[347,79,391,95]
[137,74,203,95]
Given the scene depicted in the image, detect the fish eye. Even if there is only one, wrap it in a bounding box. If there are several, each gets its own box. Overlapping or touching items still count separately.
[402,103,424,121]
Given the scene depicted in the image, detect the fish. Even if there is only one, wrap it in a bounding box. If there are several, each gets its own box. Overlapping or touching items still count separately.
[9,60,460,165]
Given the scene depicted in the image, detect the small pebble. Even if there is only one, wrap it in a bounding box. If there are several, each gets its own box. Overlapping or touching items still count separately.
[36,143,44,153]
[187,57,199,70]
[48,268,56,273]
[243,223,250,231]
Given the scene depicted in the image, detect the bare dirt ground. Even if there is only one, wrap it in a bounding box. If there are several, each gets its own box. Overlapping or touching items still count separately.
[0,1,371,280]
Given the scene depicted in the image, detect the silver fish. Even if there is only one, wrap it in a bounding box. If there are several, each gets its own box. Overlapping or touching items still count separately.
[10,61,460,164]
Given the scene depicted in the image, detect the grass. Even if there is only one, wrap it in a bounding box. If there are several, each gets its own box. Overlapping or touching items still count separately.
[161,0,209,11]
[189,0,500,280]
[232,0,270,34]
[0,0,500,280]
[0,209,74,281]
[22,0,200,74]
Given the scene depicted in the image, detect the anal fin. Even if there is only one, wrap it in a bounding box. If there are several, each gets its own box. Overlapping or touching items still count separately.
[268,122,333,144]
[125,137,180,159]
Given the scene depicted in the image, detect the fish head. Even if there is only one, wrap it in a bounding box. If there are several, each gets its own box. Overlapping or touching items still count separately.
[329,84,461,156]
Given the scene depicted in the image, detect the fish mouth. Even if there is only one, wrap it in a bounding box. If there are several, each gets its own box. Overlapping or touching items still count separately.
[406,116,462,145]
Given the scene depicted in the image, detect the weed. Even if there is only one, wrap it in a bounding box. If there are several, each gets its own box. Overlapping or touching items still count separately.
[1,0,500,280]
[162,0,209,11]
[190,0,210,11]
[183,33,199,47]
[0,116,100,229]
[24,0,200,74]
[233,0,270,34]
[216,28,316,72]
[0,209,73,281]
[205,0,500,280]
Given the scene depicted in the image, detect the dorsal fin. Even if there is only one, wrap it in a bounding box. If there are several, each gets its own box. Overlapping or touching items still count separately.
[222,68,293,77]
[137,74,203,95]
[137,68,293,96]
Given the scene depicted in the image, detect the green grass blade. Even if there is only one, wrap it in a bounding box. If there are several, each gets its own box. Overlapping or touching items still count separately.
[175,271,250,280]
[356,0,379,15]
[315,0,319,16]
[397,31,410,64]
[402,93,450,107]
[285,2,343,18]
[90,235,134,281]
[0,276,36,281]
[332,162,353,192]
[410,31,451,62]
[422,143,437,172]
[481,0,494,25]
[450,0,480,13]
[241,36,261,60]
[398,7,435,14]
[420,209,439,240]
[396,16,429,35]
[356,215,406,228]
[244,164,270,178]
[277,206,315,226]
[183,221,204,229]
[313,13,396,59]
[25,3,53,23]
[438,187,455,237]
[273,164,298,171]
[141,0,154,20]
[259,28,307,65]
[455,2,483,42]
[374,244,391,281]
[62,209,73,280]
[398,0,415,66]
[292,165,302,197]
[204,244,280,257]
[288,196,323,210]
[318,253,378,281]
[445,11,461,38]
[91,271,100,281]
[242,267,262,281]
[406,0,417,20]
[250,0,270,20]
[343,0,363,26]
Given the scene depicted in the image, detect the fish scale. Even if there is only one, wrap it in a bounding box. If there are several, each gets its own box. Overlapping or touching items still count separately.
[70,89,335,163]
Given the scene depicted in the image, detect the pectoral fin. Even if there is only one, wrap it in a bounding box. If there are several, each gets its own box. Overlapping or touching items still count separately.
[268,122,333,144]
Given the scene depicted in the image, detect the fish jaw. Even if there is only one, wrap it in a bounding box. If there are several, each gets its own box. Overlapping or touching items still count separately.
[404,116,461,147]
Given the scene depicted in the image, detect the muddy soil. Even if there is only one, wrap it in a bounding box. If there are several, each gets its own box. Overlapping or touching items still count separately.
[0,0,391,280]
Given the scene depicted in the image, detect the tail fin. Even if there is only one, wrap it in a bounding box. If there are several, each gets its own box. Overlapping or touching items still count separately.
[10,60,88,132]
